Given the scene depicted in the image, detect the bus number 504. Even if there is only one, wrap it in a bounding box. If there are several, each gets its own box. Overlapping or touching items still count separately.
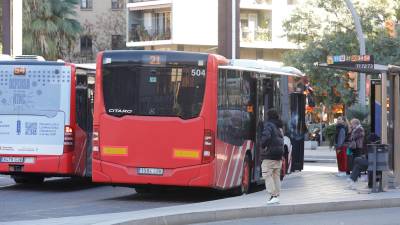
[191,69,206,77]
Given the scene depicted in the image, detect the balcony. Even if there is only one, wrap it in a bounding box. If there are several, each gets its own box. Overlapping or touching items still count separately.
[240,10,272,46]
[129,25,171,42]
[127,9,172,45]
[241,27,271,43]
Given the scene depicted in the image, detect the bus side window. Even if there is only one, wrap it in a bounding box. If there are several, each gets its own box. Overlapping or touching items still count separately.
[76,75,89,132]
[217,69,226,142]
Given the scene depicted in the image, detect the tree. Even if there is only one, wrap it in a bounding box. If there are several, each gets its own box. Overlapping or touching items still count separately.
[282,0,400,114]
[23,0,81,60]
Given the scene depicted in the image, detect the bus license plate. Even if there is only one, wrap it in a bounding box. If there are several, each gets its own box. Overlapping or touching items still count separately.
[137,168,164,176]
[0,157,24,163]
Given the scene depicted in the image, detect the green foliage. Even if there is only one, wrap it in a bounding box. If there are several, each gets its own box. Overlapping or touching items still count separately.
[282,0,400,111]
[346,104,369,123]
[23,0,81,60]
[323,124,337,148]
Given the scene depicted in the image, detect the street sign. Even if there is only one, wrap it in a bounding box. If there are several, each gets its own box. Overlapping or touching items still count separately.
[327,55,374,70]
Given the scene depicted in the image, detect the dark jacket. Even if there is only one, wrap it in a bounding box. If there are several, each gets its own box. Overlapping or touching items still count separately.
[261,119,284,160]
[335,124,347,147]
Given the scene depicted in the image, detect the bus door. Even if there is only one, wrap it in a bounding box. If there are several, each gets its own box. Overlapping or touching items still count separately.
[74,73,94,177]
[254,78,273,182]
[242,72,257,181]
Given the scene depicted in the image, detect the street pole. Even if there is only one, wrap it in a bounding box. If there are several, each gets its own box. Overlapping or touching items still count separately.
[217,0,239,59]
[344,0,366,106]
[2,0,11,55]
[320,103,323,145]
[231,0,236,59]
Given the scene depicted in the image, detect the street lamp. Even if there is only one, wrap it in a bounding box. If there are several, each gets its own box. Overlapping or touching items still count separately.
[344,0,366,106]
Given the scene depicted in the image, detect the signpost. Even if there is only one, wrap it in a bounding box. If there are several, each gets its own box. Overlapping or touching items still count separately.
[326,54,374,70]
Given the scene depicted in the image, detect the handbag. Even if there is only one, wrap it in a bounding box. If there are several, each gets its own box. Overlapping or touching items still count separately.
[349,140,357,149]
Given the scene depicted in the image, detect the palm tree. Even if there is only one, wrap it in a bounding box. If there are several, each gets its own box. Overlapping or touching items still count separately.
[23,0,81,60]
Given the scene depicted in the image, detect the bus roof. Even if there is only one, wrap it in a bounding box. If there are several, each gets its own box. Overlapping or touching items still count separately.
[76,63,96,71]
[219,59,304,77]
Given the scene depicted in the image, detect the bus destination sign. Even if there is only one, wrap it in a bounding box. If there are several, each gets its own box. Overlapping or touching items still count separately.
[142,55,167,66]
[327,55,374,69]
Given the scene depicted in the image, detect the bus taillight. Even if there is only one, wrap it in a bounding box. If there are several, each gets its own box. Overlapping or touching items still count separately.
[63,125,74,152]
[92,128,100,159]
[202,129,215,164]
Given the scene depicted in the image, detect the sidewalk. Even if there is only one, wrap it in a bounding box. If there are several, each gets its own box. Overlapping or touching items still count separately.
[3,165,400,225]
[304,145,336,163]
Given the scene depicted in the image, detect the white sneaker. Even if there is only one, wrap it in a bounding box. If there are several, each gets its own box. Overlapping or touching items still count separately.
[267,197,280,204]
[345,180,357,190]
[360,175,368,182]
[336,172,347,177]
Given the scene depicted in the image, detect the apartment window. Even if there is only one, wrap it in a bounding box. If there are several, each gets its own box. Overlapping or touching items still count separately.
[111,35,125,49]
[81,0,93,9]
[80,36,93,55]
[112,0,124,9]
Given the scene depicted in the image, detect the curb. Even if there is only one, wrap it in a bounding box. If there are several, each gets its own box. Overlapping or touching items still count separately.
[117,198,400,225]
[304,158,336,163]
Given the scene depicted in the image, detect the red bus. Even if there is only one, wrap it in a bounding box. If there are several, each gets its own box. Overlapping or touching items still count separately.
[0,56,95,183]
[92,51,304,194]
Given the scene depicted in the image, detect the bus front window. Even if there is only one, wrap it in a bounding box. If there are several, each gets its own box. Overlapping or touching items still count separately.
[102,65,206,119]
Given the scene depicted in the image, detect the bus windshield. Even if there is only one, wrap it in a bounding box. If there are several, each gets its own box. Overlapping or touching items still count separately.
[102,64,206,119]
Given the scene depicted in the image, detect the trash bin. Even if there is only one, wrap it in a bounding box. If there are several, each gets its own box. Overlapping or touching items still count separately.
[367,144,389,192]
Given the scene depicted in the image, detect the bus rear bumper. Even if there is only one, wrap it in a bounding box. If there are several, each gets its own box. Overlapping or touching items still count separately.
[92,159,215,188]
[0,153,73,176]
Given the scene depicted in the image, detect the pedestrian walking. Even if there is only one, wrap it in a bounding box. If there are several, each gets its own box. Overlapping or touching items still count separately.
[335,116,348,176]
[261,109,284,204]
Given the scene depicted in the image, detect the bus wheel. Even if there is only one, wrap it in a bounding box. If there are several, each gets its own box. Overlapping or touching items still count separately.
[13,176,44,184]
[239,154,251,195]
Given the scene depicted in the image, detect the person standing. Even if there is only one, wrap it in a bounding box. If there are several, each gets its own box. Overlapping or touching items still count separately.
[261,109,284,204]
[335,116,348,176]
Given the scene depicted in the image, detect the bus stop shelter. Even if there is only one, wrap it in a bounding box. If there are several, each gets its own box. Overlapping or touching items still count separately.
[315,62,400,188]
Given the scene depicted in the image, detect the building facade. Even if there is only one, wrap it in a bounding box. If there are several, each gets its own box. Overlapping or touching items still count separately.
[126,0,300,61]
[1,0,23,56]
[73,0,127,62]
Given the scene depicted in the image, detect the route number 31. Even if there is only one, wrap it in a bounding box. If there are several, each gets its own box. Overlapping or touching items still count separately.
[191,69,206,77]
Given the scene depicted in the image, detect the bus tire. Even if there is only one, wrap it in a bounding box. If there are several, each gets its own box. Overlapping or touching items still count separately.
[13,176,44,184]
[238,154,251,195]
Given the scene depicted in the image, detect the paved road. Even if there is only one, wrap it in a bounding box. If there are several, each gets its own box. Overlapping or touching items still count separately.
[0,175,230,223]
[192,207,400,225]
[0,162,338,223]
